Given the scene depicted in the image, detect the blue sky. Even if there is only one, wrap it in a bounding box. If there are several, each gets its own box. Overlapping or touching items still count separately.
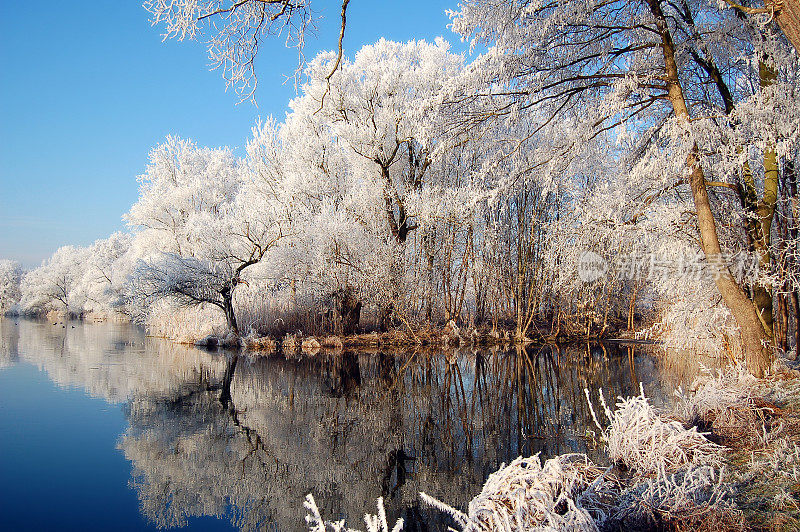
[0,0,466,268]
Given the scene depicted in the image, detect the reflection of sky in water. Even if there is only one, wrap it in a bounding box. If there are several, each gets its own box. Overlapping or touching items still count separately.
[0,319,679,531]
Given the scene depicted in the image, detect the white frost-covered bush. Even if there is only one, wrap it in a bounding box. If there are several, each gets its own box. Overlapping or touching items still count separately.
[420,454,617,532]
[409,388,733,532]
[613,463,740,529]
[304,494,403,532]
[143,300,226,343]
[586,387,723,476]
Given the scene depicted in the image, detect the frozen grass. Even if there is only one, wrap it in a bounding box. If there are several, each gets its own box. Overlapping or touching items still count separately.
[612,464,744,531]
[731,437,800,530]
[676,366,800,530]
[676,366,800,446]
[421,454,617,532]
[304,494,403,532]
[587,386,723,476]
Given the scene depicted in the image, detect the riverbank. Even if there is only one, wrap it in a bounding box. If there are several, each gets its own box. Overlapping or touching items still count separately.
[10,309,650,352]
[189,321,647,356]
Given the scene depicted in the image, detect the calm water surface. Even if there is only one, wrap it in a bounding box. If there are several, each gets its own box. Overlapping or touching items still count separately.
[0,318,676,531]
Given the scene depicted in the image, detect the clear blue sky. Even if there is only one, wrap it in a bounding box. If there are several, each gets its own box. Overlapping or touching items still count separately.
[0,0,466,268]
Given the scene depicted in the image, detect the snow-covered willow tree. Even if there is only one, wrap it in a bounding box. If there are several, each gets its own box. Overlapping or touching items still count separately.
[126,136,284,335]
[0,260,22,315]
[449,0,800,375]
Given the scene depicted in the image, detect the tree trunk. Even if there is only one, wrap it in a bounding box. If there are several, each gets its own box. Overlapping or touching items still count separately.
[628,282,641,332]
[766,0,800,53]
[777,294,789,351]
[792,291,800,355]
[336,288,362,336]
[648,0,771,376]
[787,161,800,353]
[377,303,393,333]
[222,289,239,336]
[752,61,779,337]
[742,155,775,337]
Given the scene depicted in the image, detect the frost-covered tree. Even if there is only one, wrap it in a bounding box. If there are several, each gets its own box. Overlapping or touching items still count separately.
[0,260,23,315]
[251,110,396,333]
[303,38,464,246]
[20,246,92,316]
[718,0,800,52]
[278,39,465,329]
[13,4,797,352]
[74,233,132,318]
[125,136,241,256]
[126,136,284,335]
[450,0,800,375]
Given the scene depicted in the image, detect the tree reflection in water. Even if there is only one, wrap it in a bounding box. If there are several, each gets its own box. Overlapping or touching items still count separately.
[0,318,20,368]
[5,320,672,531]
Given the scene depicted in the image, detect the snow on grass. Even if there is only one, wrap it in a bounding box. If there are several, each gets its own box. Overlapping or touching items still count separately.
[587,386,723,476]
[421,453,616,531]
[304,494,403,532]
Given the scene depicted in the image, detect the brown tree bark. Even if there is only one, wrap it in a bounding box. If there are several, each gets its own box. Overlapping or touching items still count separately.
[377,303,393,333]
[767,0,800,52]
[221,287,239,336]
[335,288,362,335]
[648,0,772,376]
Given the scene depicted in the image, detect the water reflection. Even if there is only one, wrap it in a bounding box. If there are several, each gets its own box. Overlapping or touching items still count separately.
[2,319,672,531]
[0,318,19,368]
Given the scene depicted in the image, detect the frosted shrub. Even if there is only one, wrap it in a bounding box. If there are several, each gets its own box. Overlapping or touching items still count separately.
[145,301,225,343]
[304,494,403,532]
[676,368,800,529]
[586,387,723,476]
[674,368,800,446]
[676,371,754,425]
[585,387,743,530]
[614,464,742,530]
[411,389,733,531]
[420,454,617,532]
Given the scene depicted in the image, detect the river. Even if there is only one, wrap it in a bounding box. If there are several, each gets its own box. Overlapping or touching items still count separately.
[0,318,677,531]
